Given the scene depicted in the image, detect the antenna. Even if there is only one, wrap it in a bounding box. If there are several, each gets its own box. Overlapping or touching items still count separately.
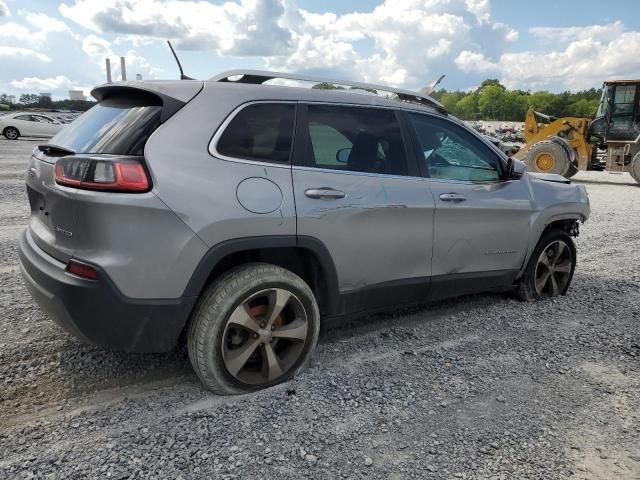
[419,74,446,96]
[167,40,194,80]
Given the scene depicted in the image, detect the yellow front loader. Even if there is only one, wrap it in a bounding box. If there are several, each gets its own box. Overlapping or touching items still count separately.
[513,80,640,184]
[512,110,592,178]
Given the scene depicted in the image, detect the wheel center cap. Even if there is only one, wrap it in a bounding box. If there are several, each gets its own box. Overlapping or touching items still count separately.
[258,329,272,341]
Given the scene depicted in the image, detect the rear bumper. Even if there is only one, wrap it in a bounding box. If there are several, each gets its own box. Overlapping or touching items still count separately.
[18,229,194,353]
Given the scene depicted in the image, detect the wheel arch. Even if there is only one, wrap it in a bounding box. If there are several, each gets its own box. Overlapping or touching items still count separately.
[183,235,339,317]
[517,214,583,279]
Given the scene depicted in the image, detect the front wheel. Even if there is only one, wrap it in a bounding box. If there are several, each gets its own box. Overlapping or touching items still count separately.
[187,263,320,395]
[516,229,577,301]
[3,127,19,140]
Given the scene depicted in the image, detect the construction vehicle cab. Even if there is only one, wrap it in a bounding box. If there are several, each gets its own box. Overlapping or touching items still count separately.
[515,80,640,184]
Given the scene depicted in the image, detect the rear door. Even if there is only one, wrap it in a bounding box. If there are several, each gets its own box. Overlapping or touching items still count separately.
[405,111,533,297]
[292,103,435,313]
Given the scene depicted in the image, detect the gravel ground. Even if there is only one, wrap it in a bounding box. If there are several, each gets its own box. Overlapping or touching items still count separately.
[1,138,639,479]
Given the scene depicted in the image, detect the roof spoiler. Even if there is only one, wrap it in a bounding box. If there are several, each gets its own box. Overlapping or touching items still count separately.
[90,84,202,123]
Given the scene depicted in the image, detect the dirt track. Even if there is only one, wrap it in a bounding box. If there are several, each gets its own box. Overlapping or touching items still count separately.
[1,138,639,479]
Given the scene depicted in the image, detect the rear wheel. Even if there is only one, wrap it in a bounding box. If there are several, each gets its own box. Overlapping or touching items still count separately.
[187,263,320,395]
[3,127,19,140]
[516,229,576,301]
[630,151,640,185]
[524,140,570,176]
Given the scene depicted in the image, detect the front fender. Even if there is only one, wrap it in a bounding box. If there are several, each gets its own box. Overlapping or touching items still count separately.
[517,174,590,277]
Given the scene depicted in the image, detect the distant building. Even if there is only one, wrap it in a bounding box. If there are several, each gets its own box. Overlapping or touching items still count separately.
[40,92,52,99]
[136,74,142,80]
[68,90,86,101]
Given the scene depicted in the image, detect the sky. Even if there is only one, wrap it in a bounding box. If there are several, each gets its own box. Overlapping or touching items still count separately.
[0,0,639,100]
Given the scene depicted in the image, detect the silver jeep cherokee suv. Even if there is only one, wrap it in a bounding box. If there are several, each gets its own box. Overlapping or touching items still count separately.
[19,70,590,394]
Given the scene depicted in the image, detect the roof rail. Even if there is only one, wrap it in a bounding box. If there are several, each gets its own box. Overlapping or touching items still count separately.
[209,69,447,113]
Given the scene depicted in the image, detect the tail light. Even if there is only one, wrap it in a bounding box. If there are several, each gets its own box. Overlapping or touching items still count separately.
[55,157,150,192]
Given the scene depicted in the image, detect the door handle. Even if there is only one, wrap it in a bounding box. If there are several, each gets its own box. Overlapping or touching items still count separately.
[439,193,466,202]
[304,187,346,199]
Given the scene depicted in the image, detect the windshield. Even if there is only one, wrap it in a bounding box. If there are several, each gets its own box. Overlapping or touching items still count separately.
[51,96,162,155]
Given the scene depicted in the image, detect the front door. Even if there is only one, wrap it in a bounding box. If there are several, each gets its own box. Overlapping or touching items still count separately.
[405,111,533,298]
[292,103,435,314]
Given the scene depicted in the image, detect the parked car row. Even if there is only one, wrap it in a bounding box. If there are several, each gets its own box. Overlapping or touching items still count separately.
[0,111,83,140]
[0,112,66,139]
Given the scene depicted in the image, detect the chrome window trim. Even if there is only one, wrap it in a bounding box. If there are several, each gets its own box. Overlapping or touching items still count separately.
[208,100,296,168]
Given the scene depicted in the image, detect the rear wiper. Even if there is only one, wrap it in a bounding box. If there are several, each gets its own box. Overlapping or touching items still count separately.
[38,143,76,156]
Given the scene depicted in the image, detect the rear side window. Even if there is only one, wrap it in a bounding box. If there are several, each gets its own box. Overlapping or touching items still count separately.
[51,94,162,155]
[216,103,295,163]
[301,105,409,176]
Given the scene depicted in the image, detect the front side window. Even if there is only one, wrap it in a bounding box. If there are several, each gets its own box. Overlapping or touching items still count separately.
[216,103,295,163]
[302,105,409,176]
[15,115,33,121]
[409,113,501,182]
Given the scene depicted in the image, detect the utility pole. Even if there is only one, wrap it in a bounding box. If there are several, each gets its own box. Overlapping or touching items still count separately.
[120,57,127,81]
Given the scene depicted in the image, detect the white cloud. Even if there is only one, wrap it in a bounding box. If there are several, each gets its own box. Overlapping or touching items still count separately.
[11,75,73,91]
[456,24,640,91]
[58,0,517,89]
[530,21,624,44]
[500,32,640,90]
[0,22,32,42]
[0,0,634,96]
[23,12,71,34]
[0,0,9,17]
[0,11,74,47]
[454,50,498,73]
[268,0,517,88]
[60,0,292,55]
[0,46,51,62]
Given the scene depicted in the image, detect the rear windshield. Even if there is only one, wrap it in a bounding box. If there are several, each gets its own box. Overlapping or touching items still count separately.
[51,95,162,155]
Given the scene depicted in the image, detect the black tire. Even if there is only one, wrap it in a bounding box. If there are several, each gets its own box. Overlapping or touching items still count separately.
[630,151,640,185]
[187,263,320,395]
[524,140,570,176]
[516,229,577,301]
[3,127,19,140]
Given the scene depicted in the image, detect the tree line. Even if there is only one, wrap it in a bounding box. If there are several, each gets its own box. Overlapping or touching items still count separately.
[430,79,602,121]
[0,93,95,112]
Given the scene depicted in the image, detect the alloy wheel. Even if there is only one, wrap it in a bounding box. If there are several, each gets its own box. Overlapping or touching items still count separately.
[5,128,18,140]
[221,288,309,385]
[534,240,573,297]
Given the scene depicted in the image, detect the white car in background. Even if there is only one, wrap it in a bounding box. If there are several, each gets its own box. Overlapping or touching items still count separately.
[0,112,64,140]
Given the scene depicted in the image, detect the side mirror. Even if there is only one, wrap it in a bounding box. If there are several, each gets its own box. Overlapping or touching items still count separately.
[507,158,526,179]
[336,148,351,163]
